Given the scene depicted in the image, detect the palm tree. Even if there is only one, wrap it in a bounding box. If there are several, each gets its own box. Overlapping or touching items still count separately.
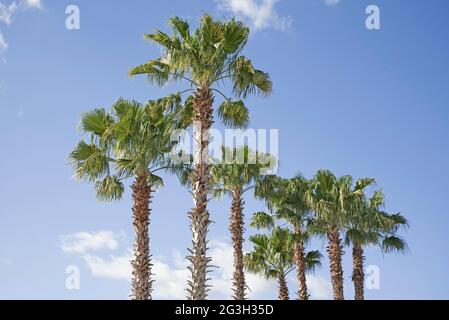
[254,175,315,300]
[245,227,322,300]
[129,14,272,300]
[306,170,375,300]
[69,96,190,300]
[210,146,274,300]
[345,190,408,300]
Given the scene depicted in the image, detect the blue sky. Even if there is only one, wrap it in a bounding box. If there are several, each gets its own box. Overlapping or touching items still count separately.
[0,0,448,300]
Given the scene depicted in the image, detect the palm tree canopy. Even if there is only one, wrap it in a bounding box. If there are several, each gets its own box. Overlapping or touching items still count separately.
[129,14,272,129]
[345,190,409,252]
[69,96,192,201]
[306,170,376,233]
[210,146,275,197]
[245,227,322,280]
[256,175,313,227]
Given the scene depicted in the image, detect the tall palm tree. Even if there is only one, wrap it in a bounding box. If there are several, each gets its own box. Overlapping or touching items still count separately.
[69,96,190,300]
[245,227,322,300]
[254,175,315,300]
[210,146,274,300]
[129,14,272,300]
[345,190,408,300]
[306,170,375,300]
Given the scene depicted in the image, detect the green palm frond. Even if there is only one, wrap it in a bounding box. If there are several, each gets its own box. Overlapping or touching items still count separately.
[229,56,273,98]
[70,141,109,182]
[129,59,173,86]
[381,236,408,254]
[250,212,275,230]
[130,14,271,105]
[95,176,124,202]
[210,146,276,197]
[148,173,164,190]
[169,16,190,40]
[217,99,250,129]
[221,18,249,54]
[80,108,115,138]
[304,250,323,273]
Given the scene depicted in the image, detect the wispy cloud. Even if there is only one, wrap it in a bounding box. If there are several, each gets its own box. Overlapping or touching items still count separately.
[60,231,332,300]
[307,275,333,299]
[60,230,123,255]
[82,250,133,280]
[0,31,7,51]
[0,2,17,25]
[214,0,292,32]
[23,0,42,10]
[324,0,341,6]
[0,0,43,59]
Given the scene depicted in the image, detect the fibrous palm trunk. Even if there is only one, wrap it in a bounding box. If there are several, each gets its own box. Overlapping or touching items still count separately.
[352,243,365,300]
[230,188,246,300]
[327,227,344,300]
[293,225,308,300]
[278,272,290,301]
[187,85,214,300]
[131,174,153,300]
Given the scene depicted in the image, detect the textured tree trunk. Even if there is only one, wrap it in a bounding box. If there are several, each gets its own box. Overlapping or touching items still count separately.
[352,243,365,300]
[131,174,153,300]
[293,224,308,300]
[230,188,246,300]
[278,272,290,301]
[327,227,344,300]
[187,85,214,300]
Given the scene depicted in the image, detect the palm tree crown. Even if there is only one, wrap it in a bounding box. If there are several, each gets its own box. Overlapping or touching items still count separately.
[245,227,322,300]
[70,96,190,299]
[345,189,408,300]
[306,170,375,300]
[70,96,191,197]
[129,14,272,125]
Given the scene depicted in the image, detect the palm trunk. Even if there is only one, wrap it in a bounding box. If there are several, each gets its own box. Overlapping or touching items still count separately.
[327,227,344,300]
[187,85,214,300]
[352,243,365,300]
[230,188,246,300]
[278,272,290,300]
[293,224,308,300]
[131,174,153,300]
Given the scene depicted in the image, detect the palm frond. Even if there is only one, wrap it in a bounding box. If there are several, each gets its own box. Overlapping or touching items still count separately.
[95,176,124,201]
[217,99,250,129]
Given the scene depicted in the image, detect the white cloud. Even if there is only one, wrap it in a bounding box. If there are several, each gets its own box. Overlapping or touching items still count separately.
[0,0,43,57]
[0,0,41,25]
[22,0,42,9]
[60,231,123,255]
[324,0,341,6]
[152,256,190,299]
[307,275,333,299]
[0,2,17,25]
[2,258,13,265]
[0,31,7,50]
[83,250,132,280]
[60,231,332,300]
[214,0,292,32]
